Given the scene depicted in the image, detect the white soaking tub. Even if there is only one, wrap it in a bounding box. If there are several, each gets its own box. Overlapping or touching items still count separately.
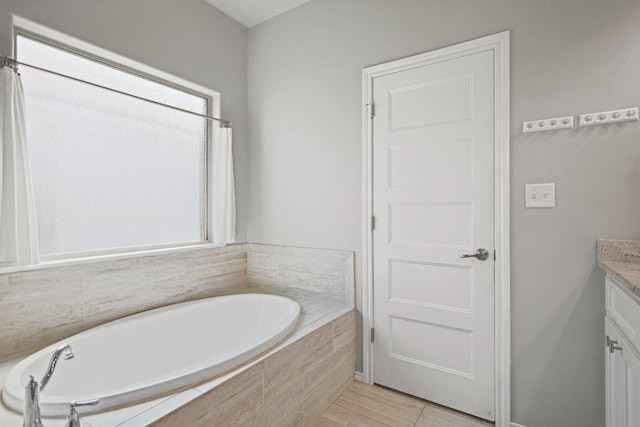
[2,293,300,416]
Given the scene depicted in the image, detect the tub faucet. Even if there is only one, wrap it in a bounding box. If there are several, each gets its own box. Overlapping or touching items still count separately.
[39,345,75,392]
[23,344,75,427]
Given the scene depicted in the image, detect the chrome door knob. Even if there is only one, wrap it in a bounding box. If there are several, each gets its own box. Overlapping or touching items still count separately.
[459,248,489,261]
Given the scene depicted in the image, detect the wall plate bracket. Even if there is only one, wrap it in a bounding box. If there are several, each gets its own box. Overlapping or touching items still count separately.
[579,107,638,127]
[523,116,573,133]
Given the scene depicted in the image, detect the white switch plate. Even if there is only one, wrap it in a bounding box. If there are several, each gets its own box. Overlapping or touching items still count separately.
[525,183,556,208]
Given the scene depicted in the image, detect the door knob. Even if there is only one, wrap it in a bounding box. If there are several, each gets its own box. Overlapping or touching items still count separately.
[459,248,489,261]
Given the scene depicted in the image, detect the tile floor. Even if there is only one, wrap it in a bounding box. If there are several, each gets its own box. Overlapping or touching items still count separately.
[310,381,494,427]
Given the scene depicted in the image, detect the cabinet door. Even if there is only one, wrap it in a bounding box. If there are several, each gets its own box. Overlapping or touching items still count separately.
[606,316,640,427]
[606,317,625,427]
[620,333,640,426]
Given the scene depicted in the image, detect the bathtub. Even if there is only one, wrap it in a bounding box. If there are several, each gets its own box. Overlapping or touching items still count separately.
[2,293,300,416]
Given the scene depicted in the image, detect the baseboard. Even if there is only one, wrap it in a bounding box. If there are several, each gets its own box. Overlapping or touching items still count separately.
[511,423,528,427]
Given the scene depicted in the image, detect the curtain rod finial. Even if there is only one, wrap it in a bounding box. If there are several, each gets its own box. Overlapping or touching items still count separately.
[0,55,19,73]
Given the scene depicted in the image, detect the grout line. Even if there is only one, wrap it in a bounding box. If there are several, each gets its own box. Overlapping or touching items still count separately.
[181,260,187,294]
[81,273,87,325]
[413,405,427,427]
[331,402,358,426]
[260,370,265,409]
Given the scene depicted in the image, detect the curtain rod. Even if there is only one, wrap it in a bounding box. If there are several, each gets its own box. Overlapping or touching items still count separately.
[0,55,232,128]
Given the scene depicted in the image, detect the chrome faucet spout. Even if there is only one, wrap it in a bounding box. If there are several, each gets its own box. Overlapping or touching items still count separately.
[40,344,74,391]
[23,375,42,427]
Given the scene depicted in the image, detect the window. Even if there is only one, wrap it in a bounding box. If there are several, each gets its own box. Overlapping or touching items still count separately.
[16,33,214,257]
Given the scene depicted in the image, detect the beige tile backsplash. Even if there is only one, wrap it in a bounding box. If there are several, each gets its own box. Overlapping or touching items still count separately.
[0,244,250,361]
[247,244,355,306]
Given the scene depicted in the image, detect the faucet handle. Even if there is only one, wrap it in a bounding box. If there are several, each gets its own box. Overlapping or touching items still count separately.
[64,399,99,427]
[73,399,99,408]
[72,399,99,409]
[23,375,42,427]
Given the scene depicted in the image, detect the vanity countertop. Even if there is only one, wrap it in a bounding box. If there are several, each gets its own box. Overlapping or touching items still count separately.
[598,239,640,300]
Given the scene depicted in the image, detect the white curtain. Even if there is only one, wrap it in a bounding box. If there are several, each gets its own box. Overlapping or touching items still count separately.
[0,65,39,266]
[211,126,236,244]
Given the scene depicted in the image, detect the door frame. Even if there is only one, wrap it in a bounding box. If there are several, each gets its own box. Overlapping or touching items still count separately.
[361,31,511,426]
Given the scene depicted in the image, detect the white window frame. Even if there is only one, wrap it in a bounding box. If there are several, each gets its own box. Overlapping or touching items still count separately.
[6,15,225,270]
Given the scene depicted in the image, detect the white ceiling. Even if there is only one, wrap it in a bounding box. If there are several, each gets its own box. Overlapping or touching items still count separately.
[205,0,313,27]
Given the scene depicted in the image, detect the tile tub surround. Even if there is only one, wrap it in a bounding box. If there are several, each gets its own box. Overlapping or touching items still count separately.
[0,242,356,424]
[248,244,355,306]
[0,244,250,361]
[597,239,640,298]
[0,243,355,362]
[151,308,356,427]
[0,294,355,426]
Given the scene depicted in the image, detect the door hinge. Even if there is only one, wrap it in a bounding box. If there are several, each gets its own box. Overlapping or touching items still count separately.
[494,250,496,261]
[371,216,376,232]
[370,327,375,343]
[368,102,375,119]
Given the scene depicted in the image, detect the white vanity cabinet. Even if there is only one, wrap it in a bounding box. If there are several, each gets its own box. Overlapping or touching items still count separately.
[605,276,640,427]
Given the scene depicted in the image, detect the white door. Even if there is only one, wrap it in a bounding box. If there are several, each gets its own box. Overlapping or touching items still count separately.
[372,48,496,421]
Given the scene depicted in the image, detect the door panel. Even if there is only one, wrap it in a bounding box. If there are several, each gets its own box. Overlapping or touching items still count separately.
[390,203,473,247]
[388,138,473,187]
[388,75,473,130]
[389,316,474,376]
[372,49,495,421]
[388,260,473,312]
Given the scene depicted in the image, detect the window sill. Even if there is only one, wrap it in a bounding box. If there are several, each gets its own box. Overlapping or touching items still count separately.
[0,242,227,275]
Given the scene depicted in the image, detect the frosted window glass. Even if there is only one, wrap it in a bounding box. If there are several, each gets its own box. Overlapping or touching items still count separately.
[16,35,208,256]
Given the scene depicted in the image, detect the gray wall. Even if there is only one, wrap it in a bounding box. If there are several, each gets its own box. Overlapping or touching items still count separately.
[2,0,639,425]
[247,1,640,426]
[0,0,249,243]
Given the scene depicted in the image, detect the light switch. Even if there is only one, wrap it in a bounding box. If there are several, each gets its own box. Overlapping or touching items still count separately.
[525,183,556,208]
